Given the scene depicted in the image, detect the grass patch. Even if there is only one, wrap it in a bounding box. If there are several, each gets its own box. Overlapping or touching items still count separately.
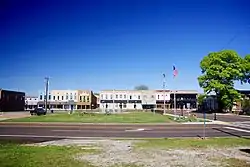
[135,137,250,149]
[3,111,201,123]
[0,141,97,167]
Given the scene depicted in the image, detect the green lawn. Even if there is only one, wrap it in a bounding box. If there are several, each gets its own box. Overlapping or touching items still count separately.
[135,137,250,149]
[3,111,202,123]
[0,141,142,167]
[0,141,94,167]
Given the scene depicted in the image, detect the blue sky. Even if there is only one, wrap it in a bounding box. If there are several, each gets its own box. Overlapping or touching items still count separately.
[1,0,250,95]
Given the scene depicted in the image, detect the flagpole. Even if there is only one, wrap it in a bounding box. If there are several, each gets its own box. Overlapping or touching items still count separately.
[173,65,177,120]
[163,74,166,115]
[113,89,115,113]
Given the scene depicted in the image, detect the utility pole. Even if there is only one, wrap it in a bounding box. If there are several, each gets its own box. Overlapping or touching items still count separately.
[163,74,166,115]
[44,77,49,113]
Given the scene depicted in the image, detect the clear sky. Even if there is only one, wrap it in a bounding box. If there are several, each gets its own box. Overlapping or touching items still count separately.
[1,0,250,95]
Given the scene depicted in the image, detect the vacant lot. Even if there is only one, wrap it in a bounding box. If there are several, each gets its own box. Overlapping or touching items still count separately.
[3,111,202,123]
[2,137,249,167]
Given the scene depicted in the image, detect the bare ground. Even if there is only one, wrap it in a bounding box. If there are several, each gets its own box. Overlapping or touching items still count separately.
[27,139,250,167]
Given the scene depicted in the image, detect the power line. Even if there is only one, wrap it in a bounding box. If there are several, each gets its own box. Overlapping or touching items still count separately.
[220,25,250,51]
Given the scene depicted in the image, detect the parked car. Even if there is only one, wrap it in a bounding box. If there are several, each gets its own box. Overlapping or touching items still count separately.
[30,108,46,116]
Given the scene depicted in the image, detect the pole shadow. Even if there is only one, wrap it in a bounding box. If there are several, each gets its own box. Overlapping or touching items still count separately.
[212,128,250,140]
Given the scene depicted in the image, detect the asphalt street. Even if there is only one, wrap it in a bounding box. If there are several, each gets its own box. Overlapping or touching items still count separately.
[0,123,249,143]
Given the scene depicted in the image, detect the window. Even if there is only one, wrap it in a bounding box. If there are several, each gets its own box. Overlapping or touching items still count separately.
[53,96,55,100]
[105,94,108,99]
[101,94,103,99]
[158,95,160,99]
[151,95,154,98]
[87,96,89,102]
[66,96,68,100]
[116,95,118,98]
[40,95,43,100]
[83,96,86,102]
[138,95,140,99]
[62,96,64,100]
[74,96,76,100]
[110,95,113,99]
[49,95,51,100]
[80,96,82,101]
[123,104,126,108]
[120,94,122,98]
[57,96,59,100]
[44,95,46,100]
[130,95,132,99]
[124,95,126,98]
[70,96,72,100]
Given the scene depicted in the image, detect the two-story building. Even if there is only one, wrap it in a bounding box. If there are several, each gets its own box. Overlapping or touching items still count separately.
[169,90,198,110]
[76,90,97,110]
[0,89,25,111]
[38,90,78,110]
[38,89,98,110]
[99,90,158,111]
[155,90,171,110]
[25,96,39,110]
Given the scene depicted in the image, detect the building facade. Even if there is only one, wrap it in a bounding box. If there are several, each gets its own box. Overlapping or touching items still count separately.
[76,90,97,110]
[100,89,198,112]
[100,90,157,111]
[25,96,39,110]
[0,89,25,111]
[38,90,78,110]
[37,89,97,110]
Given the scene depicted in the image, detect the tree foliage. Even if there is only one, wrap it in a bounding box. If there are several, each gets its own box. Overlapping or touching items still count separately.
[241,54,250,84]
[198,50,245,112]
[197,94,206,105]
[134,85,149,90]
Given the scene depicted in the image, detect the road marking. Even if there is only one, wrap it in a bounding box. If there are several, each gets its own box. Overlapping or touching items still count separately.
[224,127,250,133]
[52,130,83,132]
[125,128,145,132]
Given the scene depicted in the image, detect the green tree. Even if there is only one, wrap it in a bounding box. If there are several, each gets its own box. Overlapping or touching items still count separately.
[198,50,244,112]
[197,94,206,105]
[134,85,149,90]
[241,54,250,84]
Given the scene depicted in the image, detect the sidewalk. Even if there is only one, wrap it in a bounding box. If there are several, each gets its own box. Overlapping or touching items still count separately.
[0,111,30,121]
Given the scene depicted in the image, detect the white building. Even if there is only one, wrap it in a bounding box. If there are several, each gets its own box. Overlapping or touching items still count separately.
[99,90,156,111]
[38,90,78,110]
[25,96,39,110]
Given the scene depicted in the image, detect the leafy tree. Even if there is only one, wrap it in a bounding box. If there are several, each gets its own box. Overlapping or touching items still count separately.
[197,94,206,105]
[198,50,244,112]
[134,85,149,90]
[241,54,250,84]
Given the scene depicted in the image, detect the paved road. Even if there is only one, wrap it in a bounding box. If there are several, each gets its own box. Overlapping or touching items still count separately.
[0,123,249,143]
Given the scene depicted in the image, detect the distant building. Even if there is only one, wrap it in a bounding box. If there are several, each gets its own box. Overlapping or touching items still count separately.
[76,90,97,110]
[99,89,198,111]
[37,89,97,110]
[38,90,78,110]
[0,89,25,111]
[25,96,39,110]
[155,90,198,110]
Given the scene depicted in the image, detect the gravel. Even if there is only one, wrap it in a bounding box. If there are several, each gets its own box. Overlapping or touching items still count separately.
[26,139,250,167]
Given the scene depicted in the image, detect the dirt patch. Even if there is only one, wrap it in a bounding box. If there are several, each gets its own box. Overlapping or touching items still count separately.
[26,139,250,167]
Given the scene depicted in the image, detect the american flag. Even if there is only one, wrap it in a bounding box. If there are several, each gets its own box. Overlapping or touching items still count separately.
[173,65,178,77]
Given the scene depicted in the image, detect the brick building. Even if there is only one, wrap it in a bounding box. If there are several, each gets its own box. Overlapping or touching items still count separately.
[0,89,25,111]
